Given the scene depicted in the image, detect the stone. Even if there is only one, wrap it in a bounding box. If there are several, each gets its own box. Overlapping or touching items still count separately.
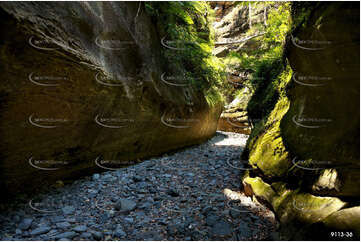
[221,209,230,217]
[124,217,134,223]
[139,202,152,210]
[30,226,51,236]
[137,231,161,241]
[80,232,92,238]
[92,231,103,240]
[243,175,346,224]
[214,195,226,202]
[132,175,143,182]
[18,218,33,230]
[114,198,137,212]
[102,174,113,181]
[236,220,252,238]
[98,213,110,223]
[211,220,233,237]
[229,209,241,219]
[56,222,71,229]
[113,226,126,238]
[50,216,65,223]
[166,225,179,236]
[201,206,213,215]
[166,189,179,197]
[312,168,360,197]
[158,218,167,226]
[73,225,87,232]
[62,206,75,215]
[65,218,76,223]
[205,214,220,226]
[53,231,78,240]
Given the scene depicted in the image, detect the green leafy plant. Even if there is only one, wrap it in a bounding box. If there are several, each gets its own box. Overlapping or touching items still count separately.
[220,2,291,115]
[145,1,226,106]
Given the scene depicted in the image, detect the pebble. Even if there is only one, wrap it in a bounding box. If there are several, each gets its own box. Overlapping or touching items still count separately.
[201,206,213,215]
[53,231,77,240]
[124,217,134,223]
[0,132,276,241]
[230,209,241,219]
[132,175,143,182]
[114,226,127,238]
[205,214,220,226]
[211,220,233,237]
[73,225,87,232]
[92,231,103,240]
[236,221,252,238]
[56,222,71,229]
[61,206,75,215]
[92,174,100,180]
[80,232,92,238]
[18,218,33,230]
[30,226,51,236]
[50,216,65,223]
[166,189,179,197]
[114,198,137,212]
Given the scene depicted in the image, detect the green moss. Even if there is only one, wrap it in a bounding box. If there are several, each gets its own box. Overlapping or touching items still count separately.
[290,2,318,32]
[244,63,293,175]
[242,2,358,239]
[244,176,276,201]
[248,96,291,177]
[243,174,346,225]
[323,207,360,236]
[145,1,225,107]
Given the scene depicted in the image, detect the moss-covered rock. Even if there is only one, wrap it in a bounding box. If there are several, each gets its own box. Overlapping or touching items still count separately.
[282,2,360,175]
[311,168,360,197]
[323,207,360,237]
[241,2,359,239]
[217,111,251,134]
[244,175,346,223]
[248,96,291,177]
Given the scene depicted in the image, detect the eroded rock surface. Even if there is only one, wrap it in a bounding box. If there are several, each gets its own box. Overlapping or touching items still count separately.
[242,2,360,240]
[0,2,222,199]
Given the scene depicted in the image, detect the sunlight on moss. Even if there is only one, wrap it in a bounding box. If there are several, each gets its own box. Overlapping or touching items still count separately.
[145,1,226,107]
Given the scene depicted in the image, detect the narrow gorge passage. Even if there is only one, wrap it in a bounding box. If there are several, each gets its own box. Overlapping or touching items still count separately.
[0,1,359,241]
[0,132,277,241]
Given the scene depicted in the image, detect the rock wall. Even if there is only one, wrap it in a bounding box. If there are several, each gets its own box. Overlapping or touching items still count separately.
[212,2,266,134]
[242,2,360,240]
[0,2,222,200]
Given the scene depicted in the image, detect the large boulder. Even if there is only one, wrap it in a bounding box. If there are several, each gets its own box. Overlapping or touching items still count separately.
[243,176,347,225]
[0,2,222,200]
[282,2,360,187]
[323,207,360,238]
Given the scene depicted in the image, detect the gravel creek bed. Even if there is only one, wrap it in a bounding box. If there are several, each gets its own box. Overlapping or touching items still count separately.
[0,131,277,241]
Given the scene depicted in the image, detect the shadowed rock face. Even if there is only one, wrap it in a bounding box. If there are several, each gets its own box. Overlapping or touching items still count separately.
[0,2,222,199]
[242,2,360,240]
[283,2,360,193]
